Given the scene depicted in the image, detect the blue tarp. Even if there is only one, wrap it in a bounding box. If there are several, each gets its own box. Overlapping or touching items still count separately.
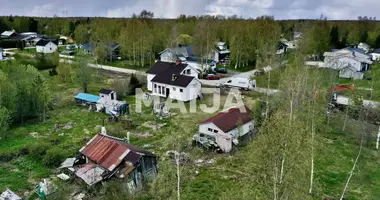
[75,93,100,103]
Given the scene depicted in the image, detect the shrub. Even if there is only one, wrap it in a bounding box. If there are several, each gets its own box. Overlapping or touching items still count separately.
[42,147,68,167]
[28,142,52,160]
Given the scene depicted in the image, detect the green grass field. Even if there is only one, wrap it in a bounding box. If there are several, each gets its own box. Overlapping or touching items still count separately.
[1,61,380,200]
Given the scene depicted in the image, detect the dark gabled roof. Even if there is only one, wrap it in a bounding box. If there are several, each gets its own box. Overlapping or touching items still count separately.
[80,133,155,171]
[200,106,252,132]
[81,43,120,53]
[151,73,195,87]
[99,88,113,94]
[146,61,188,75]
[36,39,57,46]
[147,61,196,87]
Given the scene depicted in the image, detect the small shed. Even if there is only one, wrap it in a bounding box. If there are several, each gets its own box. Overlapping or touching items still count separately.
[75,93,101,108]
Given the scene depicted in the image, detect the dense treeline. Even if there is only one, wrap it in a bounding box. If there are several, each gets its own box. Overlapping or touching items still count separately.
[0,61,50,137]
[2,12,380,68]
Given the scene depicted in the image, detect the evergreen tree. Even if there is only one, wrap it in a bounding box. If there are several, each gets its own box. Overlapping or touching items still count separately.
[329,26,340,49]
[375,34,380,48]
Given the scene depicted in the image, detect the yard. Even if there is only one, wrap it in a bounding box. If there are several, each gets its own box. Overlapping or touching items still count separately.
[1,60,380,200]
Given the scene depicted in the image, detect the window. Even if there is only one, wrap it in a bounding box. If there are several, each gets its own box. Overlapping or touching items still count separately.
[180,89,183,93]
[186,69,191,74]
[213,130,218,133]
[173,87,176,91]
[50,47,52,50]
[208,128,213,132]
[158,86,161,94]
[161,86,165,95]
[154,84,157,93]
[227,80,232,83]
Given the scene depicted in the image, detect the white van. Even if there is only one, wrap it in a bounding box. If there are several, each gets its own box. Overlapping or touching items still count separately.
[220,77,256,91]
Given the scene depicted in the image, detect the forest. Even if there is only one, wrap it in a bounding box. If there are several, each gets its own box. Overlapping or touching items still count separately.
[0,12,380,200]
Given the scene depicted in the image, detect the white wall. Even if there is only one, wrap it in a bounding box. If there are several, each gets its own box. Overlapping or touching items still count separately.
[99,91,116,101]
[147,74,155,91]
[36,42,58,54]
[151,79,201,101]
[199,123,224,135]
[227,121,254,138]
[181,66,199,79]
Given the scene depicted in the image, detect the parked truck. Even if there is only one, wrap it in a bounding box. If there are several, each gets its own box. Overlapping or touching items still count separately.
[218,77,256,91]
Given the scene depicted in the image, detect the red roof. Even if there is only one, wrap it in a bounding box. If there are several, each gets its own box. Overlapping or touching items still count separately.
[200,106,252,132]
[80,134,153,171]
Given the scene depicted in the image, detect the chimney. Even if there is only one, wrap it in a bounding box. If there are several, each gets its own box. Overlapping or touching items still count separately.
[172,74,177,81]
[176,59,182,65]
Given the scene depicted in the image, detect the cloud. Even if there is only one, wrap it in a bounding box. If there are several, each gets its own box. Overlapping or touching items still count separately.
[0,0,379,20]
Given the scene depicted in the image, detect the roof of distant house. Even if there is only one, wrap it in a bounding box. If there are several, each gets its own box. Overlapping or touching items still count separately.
[159,45,194,58]
[81,43,120,53]
[147,61,196,87]
[345,47,366,54]
[36,39,58,46]
[1,30,17,37]
[79,133,155,171]
[0,189,22,200]
[75,93,101,103]
[99,89,113,94]
[200,106,252,132]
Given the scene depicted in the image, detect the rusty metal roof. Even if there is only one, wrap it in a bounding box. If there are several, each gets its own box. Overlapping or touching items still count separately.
[79,134,154,172]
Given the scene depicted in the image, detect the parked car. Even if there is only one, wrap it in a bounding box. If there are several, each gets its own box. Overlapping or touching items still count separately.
[254,69,265,76]
[205,74,220,80]
[214,67,228,74]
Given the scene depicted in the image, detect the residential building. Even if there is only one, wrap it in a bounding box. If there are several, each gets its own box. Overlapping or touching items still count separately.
[277,42,288,55]
[61,133,157,188]
[0,48,3,60]
[36,39,58,53]
[194,106,254,153]
[324,48,373,79]
[159,45,195,62]
[209,42,230,63]
[81,43,120,60]
[1,30,19,39]
[146,60,201,102]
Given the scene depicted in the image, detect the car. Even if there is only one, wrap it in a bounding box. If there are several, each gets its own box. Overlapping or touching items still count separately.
[205,74,220,80]
[254,69,265,76]
[214,67,228,74]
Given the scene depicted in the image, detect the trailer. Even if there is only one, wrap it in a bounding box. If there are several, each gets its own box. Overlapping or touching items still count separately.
[219,77,256,91]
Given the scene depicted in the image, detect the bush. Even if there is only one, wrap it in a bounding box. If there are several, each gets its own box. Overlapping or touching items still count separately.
[28,142,52,160]
[42,147,68,167]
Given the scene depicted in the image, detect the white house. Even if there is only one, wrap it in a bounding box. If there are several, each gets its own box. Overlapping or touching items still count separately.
[324,48,373,79]
[36,39,58,53]
[0,48,3,60]
[146,61,201,102]
[159,46,194,63]
[370,49,380,61]
[277,42,288,55]
[209,42,230,63]
[195,106,254,153]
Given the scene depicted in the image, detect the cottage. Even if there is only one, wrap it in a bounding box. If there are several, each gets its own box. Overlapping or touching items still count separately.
[146,61,201,102]
[63,133,157,188]
[81,43,120,60]
[209,42,230,63]
[75,89,128,115]
[193,106,254,153]
[1,30,19,39]
[159,45,195,62]
[36,39,58,53]
[370,49,380,61]
[277,42,288,55]
[324,48,373,79]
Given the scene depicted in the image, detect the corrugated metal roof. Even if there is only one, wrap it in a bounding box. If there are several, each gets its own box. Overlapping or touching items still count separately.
[75,93,101,103]
[79,134,154,172]
[200,106,252,132]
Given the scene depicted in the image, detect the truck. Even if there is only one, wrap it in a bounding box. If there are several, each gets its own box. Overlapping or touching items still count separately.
[218,77,256,91]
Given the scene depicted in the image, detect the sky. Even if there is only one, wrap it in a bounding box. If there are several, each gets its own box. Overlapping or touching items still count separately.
[0,0,379,20]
